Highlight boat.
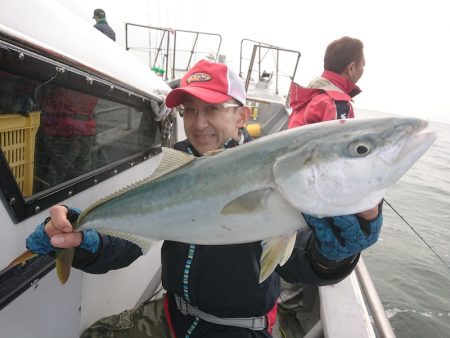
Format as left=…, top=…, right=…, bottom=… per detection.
left=0, top=1, right=172, bottom=335
left=0, top=1, right=395, bottom=337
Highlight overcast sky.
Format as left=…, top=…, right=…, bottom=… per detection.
left=57, top=0, right=450, bottom=124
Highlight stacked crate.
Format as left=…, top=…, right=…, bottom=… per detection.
left=0, top=112, right=41, bottom=196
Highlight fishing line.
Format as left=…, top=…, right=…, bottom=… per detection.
left=384, top=198, right=450, bottom=271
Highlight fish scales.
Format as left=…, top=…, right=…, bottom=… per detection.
left=77, top=116, right=436, bottom=242
left=44, top=116, right=436, bottom=283
left=77, top=145, right=301, bottom=245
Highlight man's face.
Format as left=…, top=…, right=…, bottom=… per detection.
left=181, top=96, right=248, bottom=154
left=350, top=55, right=365, bottom=84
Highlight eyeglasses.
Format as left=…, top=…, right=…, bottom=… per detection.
left=179, top=103, right=241, bottom=118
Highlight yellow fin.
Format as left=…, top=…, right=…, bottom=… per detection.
left=95, top=228, right=158, bottom=254
left=259, top=232, right=297, bottom=283
left=8, top=250, right=38, bottom=268
left=221, top=189, right=273, bottom=215
left=78, top=147, right=195, bottom=224
left=204, top=149, right=226, bottom=156
left=278, top=232, right=297, bottom=266
left=9, top=249, right=74, bottom=285
left=55, top=248, right=75, bottom=284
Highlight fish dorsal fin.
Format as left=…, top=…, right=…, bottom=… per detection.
left=204, top=149, right=226, bottom=156
left=155, top=147, right=197, bottom=176
left=259, top=232, right=297, bottom=283
left=221, top=189, right=273, bottom=215
left=78, top=147, right=195, bottom=224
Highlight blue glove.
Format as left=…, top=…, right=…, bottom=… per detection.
left=26, top=207, right=100, bottom=254
left=304, top=208, right=382, bottom=261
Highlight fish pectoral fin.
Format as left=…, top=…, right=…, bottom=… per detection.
left=55, top=248, right=75, bottom=284
left=221, top=188, right=274, bottom=215
left=259, top=232, right=297, bottom=283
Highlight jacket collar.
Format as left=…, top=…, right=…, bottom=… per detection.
left=321, top=70, right=361, bottom=98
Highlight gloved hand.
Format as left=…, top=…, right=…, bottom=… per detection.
left=303, top=204, right=383, bottom=262
left=26, top=207, right=100, bottom=254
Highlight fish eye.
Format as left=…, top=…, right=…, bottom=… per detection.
left=349, top=140, right=372, bottom=157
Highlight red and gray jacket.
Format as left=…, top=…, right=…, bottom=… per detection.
left=288, top=70, right=361, bottom=128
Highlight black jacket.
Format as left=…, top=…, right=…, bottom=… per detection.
left=73, top=135, right=363, bottom=337
left=94, top=21, right=116, bottom=41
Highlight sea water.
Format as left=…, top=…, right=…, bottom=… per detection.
left=358, top=109, right=450, bottom=338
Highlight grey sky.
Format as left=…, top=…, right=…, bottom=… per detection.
left=58, top=0, right=450, bottom=124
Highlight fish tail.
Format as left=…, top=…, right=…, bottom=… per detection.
left=55, top=248, right=75, bottom=284
left=9, top=249, right=74, bottom=284
left=8, top=249, right=38, bottom=268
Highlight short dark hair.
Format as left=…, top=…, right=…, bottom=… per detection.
left=324, top=37, right=364, bottom=74
left=93, top=8, right=106, bottom=19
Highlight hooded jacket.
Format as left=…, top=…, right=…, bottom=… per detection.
left=288, top=70, right=361, bottom=128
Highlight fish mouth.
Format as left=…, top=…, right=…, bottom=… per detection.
left=397, top=120, right=436, bottom=163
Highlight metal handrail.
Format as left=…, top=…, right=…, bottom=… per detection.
left=239, top=39, right=301, bottom=106
left=355, top=257, right=396, bottom=338
left=125, top=23, right=222, bottom=81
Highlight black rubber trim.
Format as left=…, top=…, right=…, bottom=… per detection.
left=0, top=255, right=55, bottom=311
left=0, top=146, right=162, bottom=223
left=0, top=37, right=163, bottom=107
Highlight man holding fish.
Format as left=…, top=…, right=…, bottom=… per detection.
left=26, top=60, right=384, bottom=337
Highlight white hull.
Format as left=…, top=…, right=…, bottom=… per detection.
left=0, top=1, right=170, bottom=336
left=1, top=157, right=164, bottom=337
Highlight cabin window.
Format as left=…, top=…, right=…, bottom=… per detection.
left=0, top=66, right=162, bottom=221
left=32, top=84, right=157, bottom=193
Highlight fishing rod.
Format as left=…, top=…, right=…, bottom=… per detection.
left=384, top=199, right=450, bottom=272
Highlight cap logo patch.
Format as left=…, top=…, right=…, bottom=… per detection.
left=186, top=73, right=212, bottom=84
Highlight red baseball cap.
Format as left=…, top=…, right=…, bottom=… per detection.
left=165, top=59, right=246, bottom=108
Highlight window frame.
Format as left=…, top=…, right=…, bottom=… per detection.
left=0, top=37, right=164, bottom=223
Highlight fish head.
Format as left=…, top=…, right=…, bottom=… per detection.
left=273, top=117, right=436, bottom=217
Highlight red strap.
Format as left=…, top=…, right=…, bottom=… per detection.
left=266, top=302, right=278, bottom=335
left=163, top=294, right=177, bottom=338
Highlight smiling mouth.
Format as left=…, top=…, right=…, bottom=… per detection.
left=195, top=134, right=215, bottom=143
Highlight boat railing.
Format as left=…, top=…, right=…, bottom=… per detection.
left=239, top=38, right=301, bottom=106
left=355, top=257, right=396, bottom=338
left=125, top=23, right=222, bottom=81
left=317, top=257, right=396, bottom=338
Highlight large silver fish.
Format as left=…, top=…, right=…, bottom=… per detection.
left=47, top=117, right=438, bottom=283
